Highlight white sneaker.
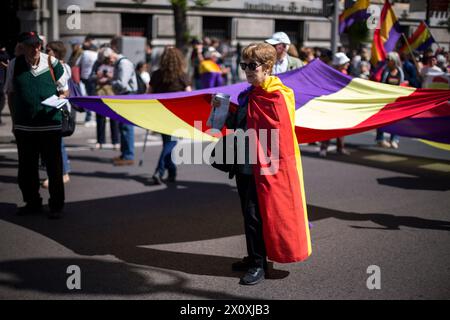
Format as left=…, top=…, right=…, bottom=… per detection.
left=390, top=141, right=399, bottom=149
left=377, top=140, right=391, bottom=148
left=63, top=174, right=70, bottom=184
left=42, top=175, right=69, bottom=189
left=84, top=120, right=97, bottom=128
left=319, top=149, right=327, bottom=157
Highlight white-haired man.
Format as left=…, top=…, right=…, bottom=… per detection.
left=102, top=47, right=138, bottom=166
left=265, top=32, right=303, bottom=74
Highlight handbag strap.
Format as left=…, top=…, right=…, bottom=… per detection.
left=48, top=55, right=56, bottom=84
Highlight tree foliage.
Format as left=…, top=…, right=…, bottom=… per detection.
left=170, top=0, right=213, bottom=51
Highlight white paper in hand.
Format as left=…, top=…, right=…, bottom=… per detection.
left=42, top=95, right=68, bottom=109
left=207, top=93, right=230, bottom=130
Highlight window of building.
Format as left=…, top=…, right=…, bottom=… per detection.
left=121, top=13, right=152, bottom=38
left=275, top=19, right=304, bottom=46
left=203, top=16, right=231, bottom=40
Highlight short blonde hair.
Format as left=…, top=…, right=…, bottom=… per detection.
left=242, top=43, right=277, bottom=74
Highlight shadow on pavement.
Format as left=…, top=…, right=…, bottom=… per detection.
left=376, top=176, right=450, bottom=191
left=308, top=205, right=450, bottom=231
left=0, top=180, right=289, bottom=297
left=300, top=145, right=450, bottom=192
left=0, top=257, right=249, bottom=298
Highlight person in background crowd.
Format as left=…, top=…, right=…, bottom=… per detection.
left=287, top=44, right=300, bottom=59
left=358, top=61, right=371, bottom=80
left=145, top=40, right=153, bottom=69
left=376, top=51, right=404, bottom=149
left=68, top=39, right=83, bottom=68
left=436, top=54, right=448, bottom=73
left=199, top=47, right=227, bottom=88
left=420, top=54, right=450, bottom=89
left=43, top=41, right=73, bottom=188
left=299, top=47, right=315, bottom=65
left=265, top=32, right=303, bottom=74
left=82, top=35, right=96, bottom=51
left=190, top=38, right=204, bottom=89
left=235, top=42, right=242, bottom=82
left=102, top=47, right=138, bottom=166
left=67, top=39, right=83, bottom=88
left=5, top=32, right=67, bottom=219
left=149, top=47, right=192, bottom=184
left=220, top=38, right=236, bottom=85
left=0, top=44, right=9, bottom=126
left=400, top=52, right=420, bottom=88
left=78, top=36, right=98, bottom=126
left=92, top=47, right=120, bottom=150
left=136, top=61, right=150, bottom=92
left=319, top=52, right=350, bottom=157
left=318, top=49, right=332, bottom=65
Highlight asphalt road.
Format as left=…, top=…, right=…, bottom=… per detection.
left=0, top=116, right=449, bottom=300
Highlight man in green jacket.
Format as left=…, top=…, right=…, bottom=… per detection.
left=5, top=32, right=68, bottom=219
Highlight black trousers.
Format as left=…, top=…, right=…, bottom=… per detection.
left=15, top=130, right=64, bottom=211
left=96, top=114, right=119, bottom=145
left=235, top=173, right=267, bottom=268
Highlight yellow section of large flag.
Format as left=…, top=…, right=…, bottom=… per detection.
left=295, top=78, right=415, bottom=129
left=102, top=98, right=217, bottom=141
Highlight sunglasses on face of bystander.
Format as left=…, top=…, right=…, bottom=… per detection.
left=239, top=62, right=263, bottom=71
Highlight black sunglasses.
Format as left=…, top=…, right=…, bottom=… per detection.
left=239, top=62, right=263, bottom=71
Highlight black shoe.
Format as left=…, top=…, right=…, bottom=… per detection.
left=239, top=267, right=265, bottom=285
left=16, top=203, right=43, bottom=216
left=167, top=175, right=176, bottom=183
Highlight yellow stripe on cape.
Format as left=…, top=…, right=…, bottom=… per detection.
left=260, top=76, right=312, bottom=257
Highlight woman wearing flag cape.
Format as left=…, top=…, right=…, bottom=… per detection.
left=213, top=43, right=312, bottom=285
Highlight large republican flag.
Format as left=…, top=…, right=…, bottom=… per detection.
left=70, top=59, right=450, bottom=145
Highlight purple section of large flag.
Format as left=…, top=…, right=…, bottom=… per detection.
left=382, top=116, right=450, bottom=144
left=71, top=97, right=135, bottom=124
left=71, top=59, right=351, bottom=111
left=339, top=10, right=371, bottom=34
left=277, top=59, right=352, bottom=107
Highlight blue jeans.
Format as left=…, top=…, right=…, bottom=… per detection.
left=61, top=139, right=71, bottom=175
left=119, top=123, right=134, bottom=160
left=155, top=134, right=177, bottom=177
left=376, top=129, right=399, bottom=143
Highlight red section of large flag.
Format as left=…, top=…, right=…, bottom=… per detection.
left=295, top=88, right=450, bottom=143
left=247, top=85, right=311, bottom=263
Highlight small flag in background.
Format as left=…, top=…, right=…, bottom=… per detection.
left=370, top=0, right=402, bottom=66
left=339, top=0, right=371, bottom=34
left=400, top=21, right=435, bottom=53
